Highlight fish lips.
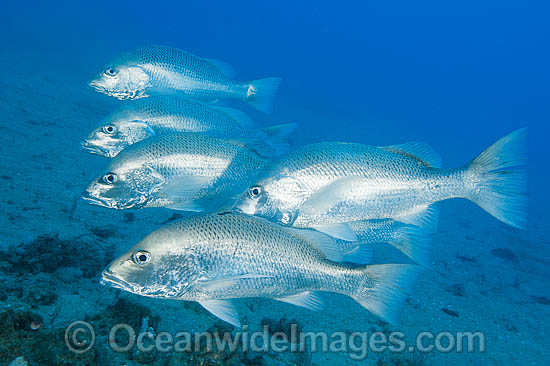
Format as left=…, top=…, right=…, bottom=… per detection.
left=81, top=190, right=148, bottom=210
left=100, top=270, right=135, bottom=292
left=81, top=192, right=117, bottom=208
left=231, top=196, right=257, bottom=215
left=89, top=79, right=107, bottom=93
left=80, top=140, right=109, bottom=156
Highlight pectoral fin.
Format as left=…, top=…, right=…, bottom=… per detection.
left=312, top=223, right=358, bottom=242
left=301, top=176, right=365, bottom=215
left=162, top=176, right=212, bottom=211
left=199, top=274, right=274, bottom=292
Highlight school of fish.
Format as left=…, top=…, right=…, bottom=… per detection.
left=83, top=45, right=527, bottom=327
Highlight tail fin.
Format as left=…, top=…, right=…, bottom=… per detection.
left=246, top=77, right=281, bottom=113
left=262, top=123, right=298, bottom=156
left=466, top=128, right=527, bottom=229
left=389, top=225, right=433, bottom=267
left=350, top=264, right=421, bottom=325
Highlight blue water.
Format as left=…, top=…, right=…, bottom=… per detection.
left=1, top=1, right=548, bottom=365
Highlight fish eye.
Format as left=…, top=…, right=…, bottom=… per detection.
left=133, top=250, right=151, bottom=265
left=102, top=125, right=116, bottom=134
left=104, top=67, right=118, bottom=77
left=102, top=172, right=118, bottom=184
left=248, top=186, right=262, bottom=198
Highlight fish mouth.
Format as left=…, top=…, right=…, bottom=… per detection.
left=81, top=192, right=116, bottom=208
left=101, top=270, right=134, bottom=292
left=89, top=80, right=106, bottom=93
left=81, top=191, right=146, bottom=210
left=231, top=206, right=246, bottom=215
left=80, top=140, right=105, bottom=155
left=88, top=82, right=136, bottom=100
left=231, top=199, right=257, bottom=216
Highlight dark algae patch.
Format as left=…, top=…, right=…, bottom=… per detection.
left=531, top=296, right=550, bottom=305
left=441, top=308, right=460, bottom=317
left=2, top=233, right=114, bottom=278
left=490, top=248, right=519, bottom=263
left=0, top=308, right=97, bottom=365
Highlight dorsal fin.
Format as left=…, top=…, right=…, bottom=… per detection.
left=225, top=137, right=277, bottom=158
left=212, top=106, right=255, bottom=129
left=283, top=227, right=345, bottom=262
left=381, top=142, right=442, bottom=168
left=203, top=58, right=236, bottom=79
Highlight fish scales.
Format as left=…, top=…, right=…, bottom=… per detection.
left=101, top=213, right=421, bottom=326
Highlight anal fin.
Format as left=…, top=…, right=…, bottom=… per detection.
left=342, top=244, right=373, bottom=264
left=394, top=204, right=439, bottom=233
left=275, top=291, right=323, bottom=312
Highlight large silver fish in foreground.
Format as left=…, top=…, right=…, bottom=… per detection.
left=82, top=96, right=296, bottom=158
left=100, top=213, right=421, bottom=327
left=89, top=45, right=281, bottom=113
left=82, top=133, right=268, bottom=212
left=234, top=129, right=527, bottom=240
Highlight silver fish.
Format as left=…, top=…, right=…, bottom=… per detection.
left=234, top=129, right=527, bottom=240
left=335, top=220, right=432, bottom=267
left=81, top=95, right=296, bottom=158
left=89, top=45, right=281, bottom=113
left=100, top=213, right=421, bottom=326
left=83, top=133, right=268, bottom=211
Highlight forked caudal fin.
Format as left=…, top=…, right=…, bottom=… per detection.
left=246, top=77, right=281, bottom=113
left=350, top=264, right=422, bottom=325
left=465, top=128, right=528, bottom=229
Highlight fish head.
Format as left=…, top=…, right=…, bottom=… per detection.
left=83, top=165, right=165, bottom=209
left=82, top=119, right=155, bottom=158
left=232, top=174, right=301, bottom=226
left=89, top=64, right=150, bottom=100
left=100, top=223, right=202, bottom=299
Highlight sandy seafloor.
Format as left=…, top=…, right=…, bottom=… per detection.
left=0, top=51, right=548, bottom=366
